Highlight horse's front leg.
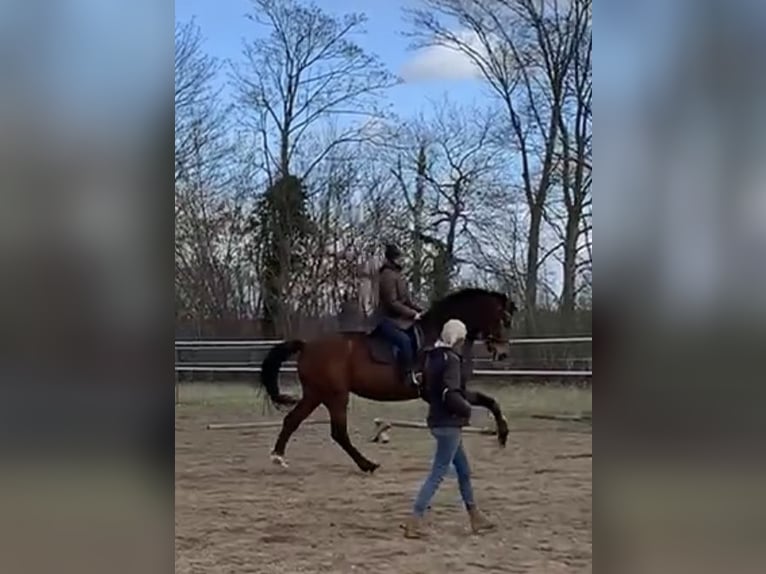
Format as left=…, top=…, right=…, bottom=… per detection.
left=464, top=389, right=509, bottom=447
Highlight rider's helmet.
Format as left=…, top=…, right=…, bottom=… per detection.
left=384, top=243, right=402, bottom=262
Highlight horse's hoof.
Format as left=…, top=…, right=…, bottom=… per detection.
left=362, top=462, right=380, bottom=474
left=270, top=453, right=289, bottom=468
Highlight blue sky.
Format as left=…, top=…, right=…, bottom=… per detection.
left=175, top=0, right=487, bottom=118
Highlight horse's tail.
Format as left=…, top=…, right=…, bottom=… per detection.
left=259, top=340, right=304, bottom=407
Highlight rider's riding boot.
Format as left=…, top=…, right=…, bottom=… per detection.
left=402, top=367, right=419, bottom=388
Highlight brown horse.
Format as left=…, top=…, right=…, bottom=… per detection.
left=258, top=288, right=517, bottom=473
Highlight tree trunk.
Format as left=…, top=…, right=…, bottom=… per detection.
left=561, top=213, right=579, bottom=330
left=525, top=204, right=543, bottom=335
left=411, top=145, right=427, bottom=298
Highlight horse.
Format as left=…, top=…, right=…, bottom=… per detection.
left=258, top=288, right=517, bottom=473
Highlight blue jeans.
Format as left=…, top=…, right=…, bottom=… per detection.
left=413, top=427, right=475, bottom=516
left=377, top=318, right=413, bottom=368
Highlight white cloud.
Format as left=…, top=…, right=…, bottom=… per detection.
left=400, top=44, right=480, bottom=81
left=400, top=29, right=490, bottom=82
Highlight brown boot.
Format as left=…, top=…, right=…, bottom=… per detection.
left=402, top=514, right=426, bottom=539
left=468, top=507, right=496, bottom=534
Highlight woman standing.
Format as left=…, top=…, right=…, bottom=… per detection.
left=403, top=319, right=496, bottom=538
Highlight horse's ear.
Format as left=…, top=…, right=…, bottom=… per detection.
left=507, top=298, right=518, bottom=314
left=501, top=294, right=513, bottom=309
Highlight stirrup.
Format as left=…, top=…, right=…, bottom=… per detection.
left=406, top=371, right=421, bottom=388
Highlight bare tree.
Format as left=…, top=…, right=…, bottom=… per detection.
left=466, top=187, right=528, bottom=297
left=390, top=99, right=502, bottom=301
left=407, top=0, right=584, bottom=332
left=233, top=0, right=399, bottom=182
left=173, top=4, right=593, bottom=338
left=232, top=0, right=398, bottom=335
left=557, top=0, right=592, bottom=325
left=175, top=20, right=227, bottom=186
left=175, top=19, right=241, bottom=325
left=517, top=0, right=592, bottom=326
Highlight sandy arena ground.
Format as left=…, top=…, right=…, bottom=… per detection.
left=175, top=383, right=592, bottom=574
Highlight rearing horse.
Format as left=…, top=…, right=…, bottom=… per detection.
left=258, top=288, right=517, bottom=473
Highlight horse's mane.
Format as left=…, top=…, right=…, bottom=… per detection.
left=427, top=288, right=509, bottom=316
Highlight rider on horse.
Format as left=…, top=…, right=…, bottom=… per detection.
left=376, top=243, right=423, bottom=388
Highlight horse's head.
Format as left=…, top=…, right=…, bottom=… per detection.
left=427, top=289, right=517, bottom=361
left=480, top=294, right=517, bottom=361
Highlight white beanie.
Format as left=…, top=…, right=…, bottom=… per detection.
left=437, top=319, right=468, bottom=348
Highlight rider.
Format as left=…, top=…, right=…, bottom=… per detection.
left=377, top=243, right=423, bottom=387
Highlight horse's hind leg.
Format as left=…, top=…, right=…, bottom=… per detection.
left=270, top=391, right=321, bottom=467
left=324, top=393, right=379, bottom=474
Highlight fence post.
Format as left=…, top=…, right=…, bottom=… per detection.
left=175, top=346, right=180, bottom=405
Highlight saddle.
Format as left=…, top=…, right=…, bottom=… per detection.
left=366, top=323, right=425, bottom=366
